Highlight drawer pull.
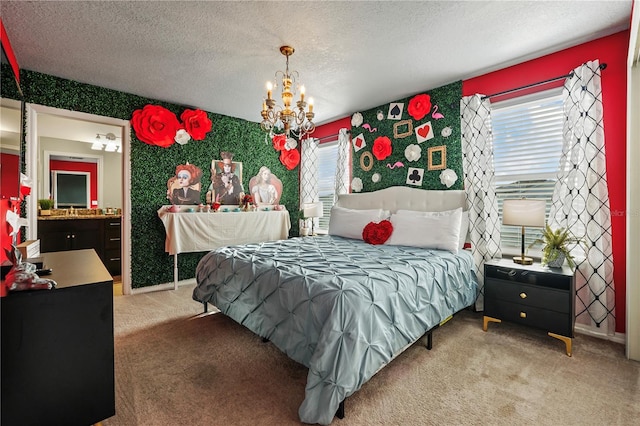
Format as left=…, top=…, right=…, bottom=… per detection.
left=109, top=237, right=121, bottom=242
left=110, top=257, right=121, bottom=262
left=520, top=292, right=527, bottom=299
left=520, top=312, right=527, bottom=318
left=497, top=269, right=517, bottom=277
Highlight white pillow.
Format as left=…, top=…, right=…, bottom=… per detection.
left=395, top=208, right=469, bottom=249
left=388, top=208, right=462, bottom=253
left=328, top=206, right=388, bottom=240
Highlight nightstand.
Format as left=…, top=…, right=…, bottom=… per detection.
left=482, top=258, right=576, bottom=356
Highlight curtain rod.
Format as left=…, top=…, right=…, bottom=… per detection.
left=313, top=129, right=350, bottom=142
left=481, top=63, right=607, bottom=100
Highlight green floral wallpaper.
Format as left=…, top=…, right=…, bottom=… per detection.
left=8, top=68, right=299, bottom=288
left=351, top=81, right=462, bottom=192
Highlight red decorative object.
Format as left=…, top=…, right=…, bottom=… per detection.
left=372, top=136, right=392, bottom=161
left=407, top=93, right=432, bottom=121
left=280, top=148, right=300, bottom=170
left=180, top=109, right=212, bottom=140
left=362, top=220, right=393, bottom=245
left=131, top=105, right=181, bottom=148
left=272, top=134, right=287, bottom=151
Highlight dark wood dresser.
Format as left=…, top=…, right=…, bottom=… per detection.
left=1, top=249, right=115, bottom=426
left=482, top=258, right=576, bottom=356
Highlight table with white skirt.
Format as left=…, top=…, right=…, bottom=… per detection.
left=158, top=205, right=291, bottom=288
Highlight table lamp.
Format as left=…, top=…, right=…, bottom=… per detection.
left=303, top=202, right=323, bottom=236
left=502, top=198, right=546, bottom=265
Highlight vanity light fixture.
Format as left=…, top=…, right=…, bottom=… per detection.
left=94, top=132, right=120, bottom=152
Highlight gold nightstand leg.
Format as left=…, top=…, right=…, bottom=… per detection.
left=548, top=332, right=572, bottom=357
left=483, top=316, right=501, bottom=331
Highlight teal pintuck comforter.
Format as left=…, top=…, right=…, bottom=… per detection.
left=194, top=235, right=477, bottom=425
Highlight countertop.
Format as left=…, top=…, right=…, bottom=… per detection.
left=38, top=214, right=122, bottom=221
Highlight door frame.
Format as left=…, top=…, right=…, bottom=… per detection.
left=25, top=104, right=132, bottom=294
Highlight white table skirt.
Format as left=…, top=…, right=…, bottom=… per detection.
left=158, top=206, right=291, bottom=255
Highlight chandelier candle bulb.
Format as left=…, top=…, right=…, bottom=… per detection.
left=308, top=98, right=314, bottom=113
left=266, top=82, right=273, bottom=100
left=300, top=85, right=305, bottom=102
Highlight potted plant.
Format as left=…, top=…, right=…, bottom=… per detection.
left=38, top=199, right=54, bottom=216
left=528, top=224, right=587, bottom=268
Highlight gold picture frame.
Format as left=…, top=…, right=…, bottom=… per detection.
left=427, top=146, right=447, bottom=171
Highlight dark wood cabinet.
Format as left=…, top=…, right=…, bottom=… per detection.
left=1, top=249, right=115, bottom=426
left=482, top=258, right=576, bottom=356
left=38, top=217, right=121, bottom=276
left=103, top=217, right=122, bottom=276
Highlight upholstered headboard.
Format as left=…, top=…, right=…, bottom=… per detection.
left=335, top=186, right=467, bottom=213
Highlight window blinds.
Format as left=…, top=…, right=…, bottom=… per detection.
left=491, top=88, right=563, bottom=250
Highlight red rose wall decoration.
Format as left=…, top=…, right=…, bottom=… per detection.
left=362, top=220, right=393, bottom=245
left=407, top=93, right=432, bottom=121
left=131, top=105, right=212, bottom=148
left=180, top=109, right=212, bottom=140
left=272, top=134, right=287, bottom=151
left=372, top=136, right=393, bottom=161
left=131, top=105, right=182, bottom=148
left=279, top=146, right=300, bottom=170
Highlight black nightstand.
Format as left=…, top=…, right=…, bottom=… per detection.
left=482, top=258, right=576, bottom=356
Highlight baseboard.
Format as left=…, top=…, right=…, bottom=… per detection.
left=130, top=278, right=196, bottom=295
left=575, top=324, right=625, bottom=344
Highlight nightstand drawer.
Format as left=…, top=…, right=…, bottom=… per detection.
left=485, top=279, right=570, bottom=313
left=485, top=265, right=571, bottom=291
left=485, top=298, right=573, bottom=337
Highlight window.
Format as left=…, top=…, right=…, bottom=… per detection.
left=491, top=88, right=564, bottom=255
left=317, top=140, right=338, bottom=232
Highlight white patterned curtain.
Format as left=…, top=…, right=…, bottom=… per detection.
left=549, top=60, right=615, bottom=335
left=334, top=128, right=351, bottom=198
left=300, top=137, right=319, bottom=227
left=460, top=94, right=502, bottom=310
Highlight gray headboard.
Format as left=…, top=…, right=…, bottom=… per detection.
left=335, top=186, right=467, bottom=213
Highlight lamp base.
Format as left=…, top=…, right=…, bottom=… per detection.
left=513, top=256, right=533, bottom=265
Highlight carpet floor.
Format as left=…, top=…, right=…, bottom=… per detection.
left=104, top=284, right=640, bottom=425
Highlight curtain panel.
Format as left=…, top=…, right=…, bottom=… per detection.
left=334, top=128, right=351, bottom=198
left=460, top=94, right=502, bottom=310
left=550, top=60, right=615, bottom=335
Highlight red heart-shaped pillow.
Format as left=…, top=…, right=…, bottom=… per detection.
left=362, top=220, right=393, bottom=245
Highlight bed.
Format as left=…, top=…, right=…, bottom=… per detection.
left=193, top=187, right=478, bottom=425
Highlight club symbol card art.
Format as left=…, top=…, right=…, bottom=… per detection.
left=406, top=167, right=424, bottom=186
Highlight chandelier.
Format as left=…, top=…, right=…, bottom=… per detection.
left=260, top=46, right=315, bottom=139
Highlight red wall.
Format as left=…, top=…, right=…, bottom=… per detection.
left=313, top=117, right=351, bottom=141
left=1, top=152, right=20, bottom=199
left=49, top=160, right=98, bottom=208
left=463, top=31, right=629, bottom=333
left=1, top=153, right=20, bottom=263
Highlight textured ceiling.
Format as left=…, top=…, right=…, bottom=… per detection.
left=0, top=0, right=633, bottom=129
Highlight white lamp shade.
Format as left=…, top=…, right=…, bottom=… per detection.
left=502, top=199, right=546, bottom=227
left=303, top=202, right=324, bottom=219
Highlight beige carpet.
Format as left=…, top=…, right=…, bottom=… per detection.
left=105, top=285, right=640, bottom=426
